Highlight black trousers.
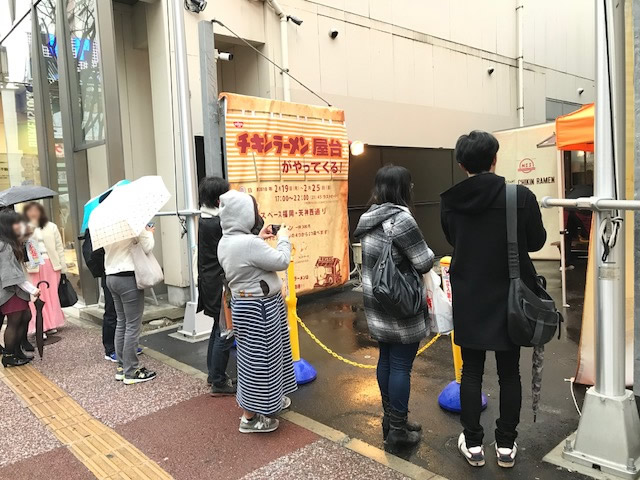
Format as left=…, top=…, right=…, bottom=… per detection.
left=101, top=276, right=118, bottom=356
left=460, top=348, right=521, bottom=448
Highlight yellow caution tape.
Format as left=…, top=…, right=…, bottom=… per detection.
left=296, top=316, right=441, bottom=370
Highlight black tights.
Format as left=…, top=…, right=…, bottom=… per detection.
left=3, top=310, right=30, bottom=355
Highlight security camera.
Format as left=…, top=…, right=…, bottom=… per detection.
left=577, top=87, right=585, bottom=95
left=288, top=15, right=303, bottom=26
left=487, top=67, right=495, bottom=75
left=216, top=51, right=234, bottom=62
left=328, top=28, right=339, bottom=39
left=184, top=0, right=207, bottom=13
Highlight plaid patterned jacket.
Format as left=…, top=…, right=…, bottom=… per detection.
left=354, top=204, right=435, bottom=344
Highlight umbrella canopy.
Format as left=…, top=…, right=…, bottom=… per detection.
left=531, top=346, right=545, bottom=422
left=80, top=180, right=131, bottom=234
left=88, top=176, right=170, bottom=250
left=555, top=103, right=594, bottom=152
left=0, top=185, right=58, bottom=207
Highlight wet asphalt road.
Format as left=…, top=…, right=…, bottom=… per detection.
left=142, top=260, right=591, bottom=480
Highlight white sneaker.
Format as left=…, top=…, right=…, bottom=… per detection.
left=239, top=414, right=279, bottom=433
left=458, top=433, right=485, bottom=467
left=496, top=442, right=517, bottom=468
left=281, top=396, right=291, bottom=410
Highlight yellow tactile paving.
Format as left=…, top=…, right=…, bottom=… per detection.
left=0, top=364, right=173, bottom=480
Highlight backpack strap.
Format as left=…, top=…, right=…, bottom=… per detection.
left=506, top=184, right=520, bottom=280
left=381, top=218, right=395, bottom=242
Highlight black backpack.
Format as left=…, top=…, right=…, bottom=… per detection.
left=372, top=219, right=424, bottom=318
left=82, top=228, right=106, bottom=278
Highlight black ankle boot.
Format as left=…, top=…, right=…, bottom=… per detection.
left=15, top=348, right=33, bottom=362
left=1, top=354, right=29, bottom=368
left=21, top=339, right=35, bottom=352
left=382, top=396, right=422, bottom=440
left=384, top=409, right=421, bottom=453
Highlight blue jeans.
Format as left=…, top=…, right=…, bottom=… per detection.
left=377, top=341, right=420, bottom=413
left=207, top=313, right=234, bottom=386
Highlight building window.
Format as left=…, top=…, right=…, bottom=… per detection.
left=546, top=98, right=583, bottom=122
left=66, top=0, right=105, bottom=145
left=0, top=12, right=41, bottom=189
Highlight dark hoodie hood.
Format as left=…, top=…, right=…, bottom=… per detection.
left=441, top=172, right=505, bottom=214
left=353, top=203, right=409, bottom=239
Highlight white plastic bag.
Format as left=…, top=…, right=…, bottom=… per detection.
left=131, top=241, right=164, bottom=290
left=424, top=270, right=453, bottom=334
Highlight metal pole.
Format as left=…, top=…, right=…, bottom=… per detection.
left=593, top=0, right=625, bottom=397
left=171, top=0, right=201, bottom=338
left=267, top=0, right=291, bottom=102
left=280, top=15, right=291, bottom=102
left=634, top=0, right=640, bottom=400
left=557, top=150, right=568, bottom=307
left=516, top=0, right=524, bottom=126
left=556, top=1, right=640, bottom=477
left=198, top=20, right=223, bottom=178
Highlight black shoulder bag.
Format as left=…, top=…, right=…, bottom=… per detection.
left=506, top=184, right=562, bottom=346
left=372, top=220, right=424, bottom=319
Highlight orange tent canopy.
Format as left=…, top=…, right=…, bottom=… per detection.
left=555, top=103, right=594, bottom=152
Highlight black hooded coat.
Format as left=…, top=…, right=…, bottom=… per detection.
left=440, top=173, right=547, bottom=351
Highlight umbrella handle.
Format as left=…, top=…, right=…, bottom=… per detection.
left=37, top=280, right=50, bottom=289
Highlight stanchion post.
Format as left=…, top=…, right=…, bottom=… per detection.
left=286, top=257, right=301, bottom=363
left=437, top=256, right=488, bottom=413
left=285, top=246, right=317, bottom=384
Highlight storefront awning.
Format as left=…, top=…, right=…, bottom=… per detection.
left=555, top=103, right=594, bottom=152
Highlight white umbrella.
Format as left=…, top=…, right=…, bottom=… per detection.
left=88, top=176, right=170, bottom=250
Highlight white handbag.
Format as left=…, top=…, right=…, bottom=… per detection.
left=424, top=270, right=453, bottom=334
left=131, top=241, right=164, bottom=290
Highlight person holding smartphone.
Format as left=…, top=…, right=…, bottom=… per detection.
left=218, top=190, right=296, bottom=433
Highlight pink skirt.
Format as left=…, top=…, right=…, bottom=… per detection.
left=28, top=259, right=65, bottom=334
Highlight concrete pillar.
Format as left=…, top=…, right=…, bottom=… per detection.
left=145, top=0, right=190, bottom=306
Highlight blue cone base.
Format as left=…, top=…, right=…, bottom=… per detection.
left=294, top=358, right=317, bottom=385
left=438, top=380, right=488, bottom=413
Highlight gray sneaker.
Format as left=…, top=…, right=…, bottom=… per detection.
left=239, top=414, right=279, bottom=434
left=496, top=442, right=517, bottom=468
left=458, top=433, right=485, bottom=467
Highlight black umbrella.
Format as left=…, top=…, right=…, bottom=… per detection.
left=532, top=346, right=544, bottom=422
left=34, top=280, right=50, bottom=359
left=0, top=185, right=57, bottom=207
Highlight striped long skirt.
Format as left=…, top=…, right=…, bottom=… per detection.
left=232, top=294, right=297, bottom=415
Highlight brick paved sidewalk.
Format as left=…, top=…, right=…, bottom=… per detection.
left=0, top=320, right=432, bottom=480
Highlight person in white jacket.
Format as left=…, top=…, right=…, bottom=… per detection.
left=24, top=202, right=67, bottom=335
left=105, top=225, right=156, bottom=385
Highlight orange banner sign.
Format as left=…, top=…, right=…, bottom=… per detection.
left=221, top=93, right=350, bottom=294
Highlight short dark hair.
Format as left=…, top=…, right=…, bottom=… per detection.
left=24, top=202, right=49, bottom=229
left=372, top=165, right=413, bottom=208
left=198, top=176, right=229, bottom=208
left=455, top=130, right=499, bottom=174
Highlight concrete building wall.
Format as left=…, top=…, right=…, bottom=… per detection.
left=179, top=0, right=595, bottom=149
left=126, top=0, right=596, bottom=302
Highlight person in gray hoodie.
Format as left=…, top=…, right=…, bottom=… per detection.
left=354, top=165, right=434, bottom=452
left=218, top=190, right=297, bottom=434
